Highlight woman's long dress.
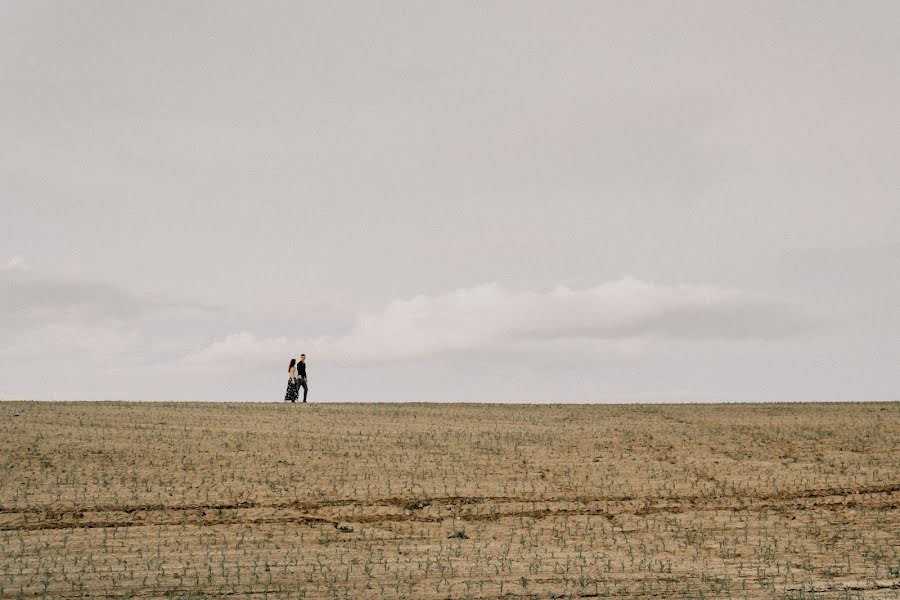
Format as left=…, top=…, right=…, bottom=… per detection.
left=285, top=373, right=299, bottom=402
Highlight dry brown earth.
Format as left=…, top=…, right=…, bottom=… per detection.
left=0, top=401, right=898, bottom=599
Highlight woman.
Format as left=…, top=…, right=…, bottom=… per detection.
left=284, top=358, right=299, bottom=402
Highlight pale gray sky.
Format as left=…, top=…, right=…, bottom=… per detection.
left=2, top=1, right=898, bottom=402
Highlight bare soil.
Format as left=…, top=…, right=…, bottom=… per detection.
left=1, top=401, right=898, bottom=599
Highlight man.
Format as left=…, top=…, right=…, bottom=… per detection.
left=297, top=353, right=309, bottom=403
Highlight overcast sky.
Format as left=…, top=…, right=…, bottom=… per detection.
left=2, top=1, right=898, bottom=403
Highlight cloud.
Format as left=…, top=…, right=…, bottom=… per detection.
left=2, top=268, right=147, bottom=324
left=184, top=332, right=296, bottom=367
left=4, top=255, right=28, bottom=270
left=186, top=276, right=824, bottom=366
left=0, top=258, right=217, bottom=360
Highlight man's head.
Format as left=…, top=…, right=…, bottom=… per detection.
left=300, top=353, right=306, bottom=362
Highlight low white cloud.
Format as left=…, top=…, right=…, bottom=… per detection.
left=184, top=332, right=296, bottom=366
left=186, top=276, right=824, bottom=366
left=4, top=255, right=28, bottom=271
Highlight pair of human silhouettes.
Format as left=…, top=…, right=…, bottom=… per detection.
left=285, top=353, right=308, bottom=403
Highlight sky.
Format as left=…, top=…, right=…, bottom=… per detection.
left=1, top=1, right=898, bottom=403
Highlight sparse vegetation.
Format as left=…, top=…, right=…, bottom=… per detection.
left=0, top=401, right=897, bottom=598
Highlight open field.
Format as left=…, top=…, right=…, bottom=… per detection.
left=0, top=401, right=898, bottom=599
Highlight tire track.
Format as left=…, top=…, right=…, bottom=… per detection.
left=3, top=481, right=896, bottom=518
left=2, top=483, right=896, bottom=532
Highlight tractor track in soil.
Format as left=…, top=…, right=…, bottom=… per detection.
left=3, top=483, right=897, bottom=532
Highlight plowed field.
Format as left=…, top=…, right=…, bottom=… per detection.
left=1, top=402, right=898, bottom=599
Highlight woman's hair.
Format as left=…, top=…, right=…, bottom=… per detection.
left=288, top=358, right=296, bottom=371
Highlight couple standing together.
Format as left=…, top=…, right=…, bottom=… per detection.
left=285, top=354, right=309, bottom=403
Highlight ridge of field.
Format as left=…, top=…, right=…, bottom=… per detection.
left=1, top=401, right=898, bottom=599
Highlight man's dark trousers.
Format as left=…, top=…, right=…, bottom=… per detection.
left=299, top=377, right=308, bottom=403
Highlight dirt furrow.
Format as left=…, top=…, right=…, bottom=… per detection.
left=3, top=487, right=896, bottom=532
